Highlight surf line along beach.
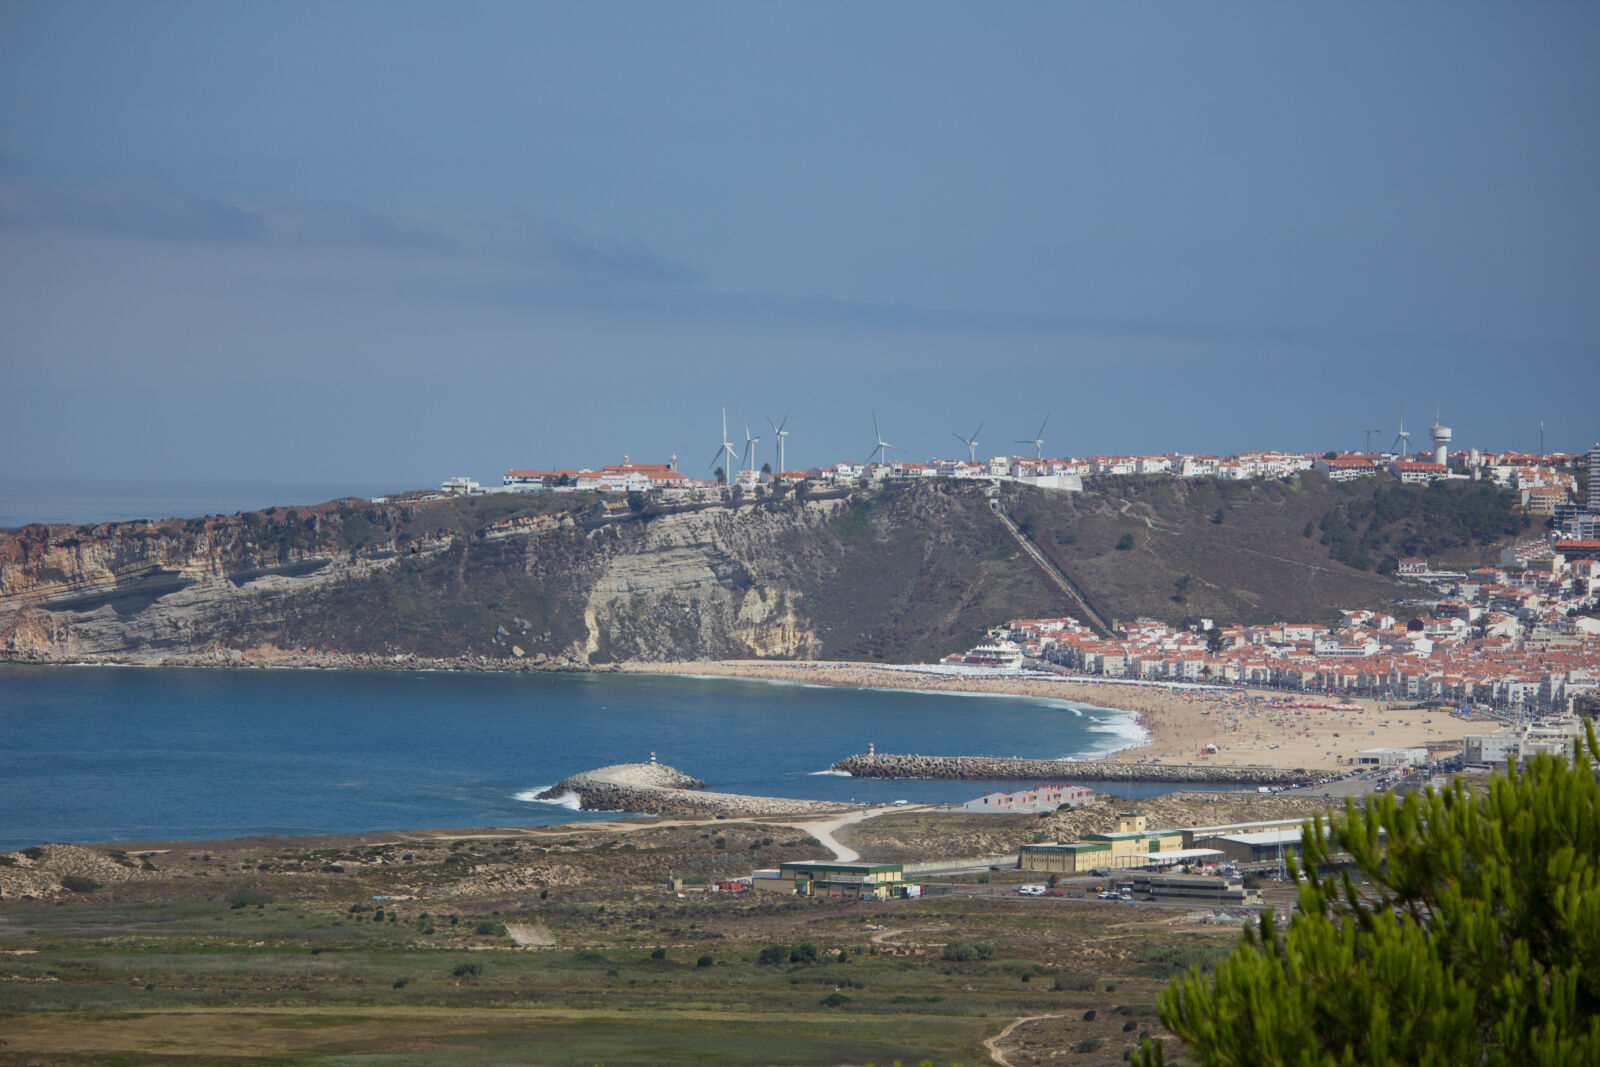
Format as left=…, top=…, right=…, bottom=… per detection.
left=622, top=659, right=1479, bottom=772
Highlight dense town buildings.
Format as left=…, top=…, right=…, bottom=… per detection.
left=973, top=537, right=1600, bottom=716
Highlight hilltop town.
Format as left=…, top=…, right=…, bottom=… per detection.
left=426, top=426, right=1598, bottom=545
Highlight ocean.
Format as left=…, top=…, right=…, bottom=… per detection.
left=0, top=665, right=1201, bottom=850
left=0, top=476, right=393, bottom=530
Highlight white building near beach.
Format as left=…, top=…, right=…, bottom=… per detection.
left=960, top=785, right=1094, bottom=814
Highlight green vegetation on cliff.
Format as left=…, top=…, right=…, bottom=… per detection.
left=1315, top=479, right=1530, bottom=572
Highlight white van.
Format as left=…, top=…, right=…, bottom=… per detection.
left=1017, top=884, right=1047, bottom=896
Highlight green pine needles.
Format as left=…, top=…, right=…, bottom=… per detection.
left=1137, top=723, right=1600, bottom=1066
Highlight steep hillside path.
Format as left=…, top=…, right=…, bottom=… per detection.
left=988, top=501, right=1114, bottom=635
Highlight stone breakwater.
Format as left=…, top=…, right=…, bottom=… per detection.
left=831, top=753, right=1310, bottom=786
left=537, top=762, right=852, bottom=818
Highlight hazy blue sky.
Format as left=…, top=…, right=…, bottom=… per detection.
left=3, top=2, right=1597, bottom=499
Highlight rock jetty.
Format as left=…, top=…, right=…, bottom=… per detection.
left=537, top=762, right=852, bottom=818
left=830, top=753, right=1309, bottom=786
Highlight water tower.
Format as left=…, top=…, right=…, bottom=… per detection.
left=1429, top=419, right=1451, bottom=466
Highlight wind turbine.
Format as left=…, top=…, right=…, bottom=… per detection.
left=742, top=421, right=761, bottom=476
left=1390, top=410, right=1411, bottom=458
left=708, top=408, right=738, bottom=485
left=1015, top=415, right=1050, bottom=459
left=767, top=413, right=790, bottom=474
left=867, top=412, right=904, bottom=465
left=952, top=421, right=984, bottom=464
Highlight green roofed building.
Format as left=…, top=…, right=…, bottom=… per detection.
left=1019, top=840, right=1112, bottom=873
left=779, top=861, right=908, bottom=900
left=1021, top=812, right=1187, bottom=872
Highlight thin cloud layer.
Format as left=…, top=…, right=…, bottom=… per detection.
left=0, top=183, right=702, bottom=289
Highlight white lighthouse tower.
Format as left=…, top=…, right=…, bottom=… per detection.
left=1429, top=417, right=1452, bottom=467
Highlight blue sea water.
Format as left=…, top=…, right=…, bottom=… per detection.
left=0, top=665, right=1211, bottom=850
left=0, top=476, right=393, bottom=529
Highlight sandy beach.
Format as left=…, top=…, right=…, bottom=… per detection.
left=621, top=660, right=1482, bottom=771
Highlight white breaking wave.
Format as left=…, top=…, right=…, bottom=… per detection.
left=808, top=769, right=853, bottom=776
left=1080, top=713, right=1151, bottom=757
left=514, top=786, right=582, bottom=810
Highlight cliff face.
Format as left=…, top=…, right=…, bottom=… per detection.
left=0, top=486, right=1074, bottom=666
left=0, top=501, right=462, bottom=660
left=0, top=475, right=1440, bottom=668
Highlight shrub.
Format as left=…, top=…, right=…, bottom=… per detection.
left=789, top=943, right=818, bottom=964
left=757, top=944, right=789, bottom=966
left=473, top=921, right=506, bottom=937
left=451, top=962, right=482, bottom=979
left=60, top=875, right=101, bottom=893
left=1054, top=973, right=1096, bottom=992
left=22, top=847, right=45, bottom=860
left=650, top=947, right=667, bottom=960
left=1075, top=1037, right=1104, bottom=1053
left=1115, top=533, right=1135, bottom=551
left=228, top=888, right=274, bottom=909
left=942, top=940, right=996, bottom=962
left=820, top=992, right=851, bottom=1008
left=1083, top=1009, right=1097, bottom=1021
left=697, top=955, right=714, bottom=967
left=1135, top=942, right=1232, bottom=977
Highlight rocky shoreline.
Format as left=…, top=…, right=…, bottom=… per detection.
left=537, top=762, right=853, bottom=818
left=831, top=752, right=1310, bottom=785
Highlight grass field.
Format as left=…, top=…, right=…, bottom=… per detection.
left=0, top=818, right=1267, bottom=1065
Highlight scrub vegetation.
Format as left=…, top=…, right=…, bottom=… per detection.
left=0, top=813, right=1285, bottom=1065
